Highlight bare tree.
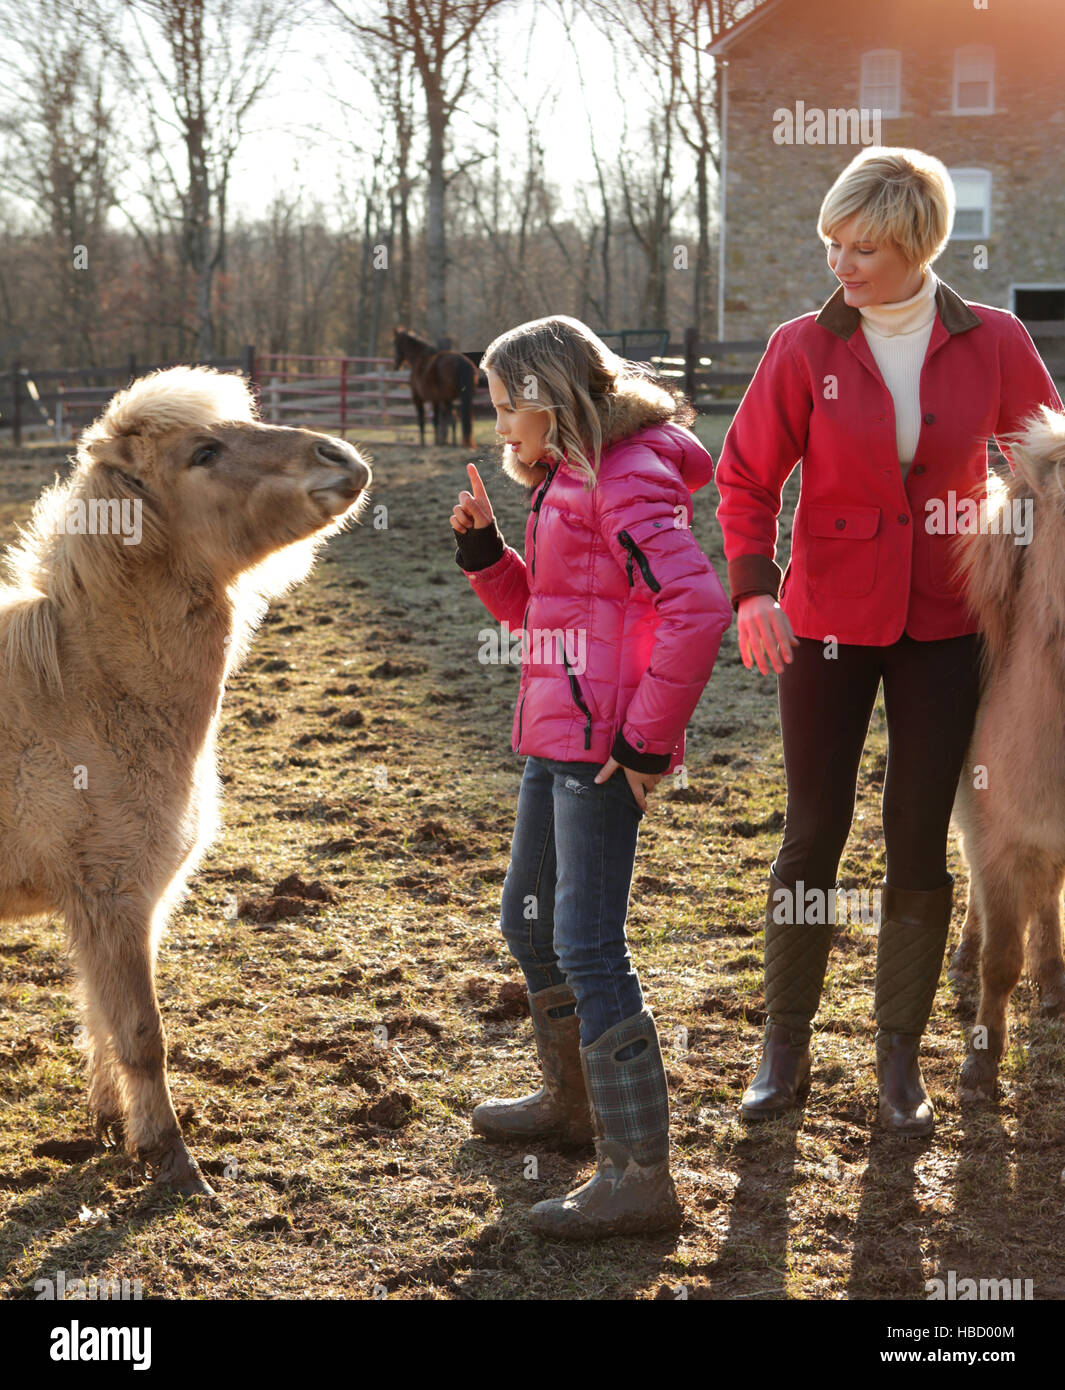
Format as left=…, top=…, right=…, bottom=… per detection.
left=327, top=0, right=511, bottom=343
left=583, top=0, right=758, bottom=336
left=0, top=0, right=124, bottom=362
left=108, top=0, right=302, bottom=357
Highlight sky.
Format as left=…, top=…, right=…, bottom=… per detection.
left=217, top=1, right=676, bottom=227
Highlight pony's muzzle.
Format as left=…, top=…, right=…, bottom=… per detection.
left=311, top=439, right=372, bottom=499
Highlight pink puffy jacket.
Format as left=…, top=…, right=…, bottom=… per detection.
left=459, top=393, right=733, bottom=774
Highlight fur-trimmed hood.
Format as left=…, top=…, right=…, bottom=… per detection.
left=501, top=375, right=700, bottom=488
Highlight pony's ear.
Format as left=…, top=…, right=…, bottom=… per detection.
left=83, top=432, right=155, bottom=498
left=85, top=433, right=135, bottom=469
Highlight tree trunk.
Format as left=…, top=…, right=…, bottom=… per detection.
left=425, top=77, right=447, bottom=342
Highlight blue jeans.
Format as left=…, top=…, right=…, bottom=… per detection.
left=499, top=756, right=646, bottom=1047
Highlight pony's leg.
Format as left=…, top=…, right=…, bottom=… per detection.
left=1028, top=877, right=1065, bottom=1017
left=70, top=900, right=213, bottom=1196
left=947, top=874, right=982, bottom=988
left=959, top=852, right=1039, bottom=1099
left=85, top=1021, right=124, bottom=1147
left=414, top=397, right=425, bottom=446
left=460, top=366, right=474, bottom=447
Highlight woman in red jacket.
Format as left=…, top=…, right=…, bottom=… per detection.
left=451, top=315, right=731, bottom=1237
left=715, top=147, right=1062, bottom=1134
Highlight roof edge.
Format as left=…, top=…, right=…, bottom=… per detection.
left=707, top=0, right=789, bottom=56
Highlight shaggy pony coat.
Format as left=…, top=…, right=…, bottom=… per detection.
left=0, top=366, right=369, bottom=1193
left=950, top=405, right=1065, bottom=1095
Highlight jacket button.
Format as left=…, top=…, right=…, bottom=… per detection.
left=898, top=514, right=909, bottom=525
left=636, top=739, right=645, bottom=748
left=835, top=518, right=846, bottom=530
left=923, top=412, right=935, bottom=425
left=912, top=464, right=925, bottom=476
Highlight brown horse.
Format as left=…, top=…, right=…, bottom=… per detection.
left=948, top=405, right=1065, bottom=1099
left=393, top=327, right=479, bottom=448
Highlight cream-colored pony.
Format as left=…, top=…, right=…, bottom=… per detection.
left=0, top=367, right=370, bottom=1194
left=950, top=406, right=1065, bottom=1097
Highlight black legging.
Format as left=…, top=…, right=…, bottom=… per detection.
left=774, top=633, right=983, bottom=893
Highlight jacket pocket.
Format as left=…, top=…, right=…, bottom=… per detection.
left=803, top=503, right=881, bottom=599
left=617, top=527, right=663, bottom=592
left=562, top=653, right=593, bottom=750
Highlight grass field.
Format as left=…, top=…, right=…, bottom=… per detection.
left=1, top=420, right=1063, bottom=1302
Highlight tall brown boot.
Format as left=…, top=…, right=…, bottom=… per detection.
left=472, top=983, right=595, bottom=1150
left=874, top=877, right=953, bottom=1136
left=741, top=867, right=835, bottom=1122
left=527, top=1007, right=681, bottom=1240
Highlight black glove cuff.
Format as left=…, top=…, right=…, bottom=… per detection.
left=454, top=517, right=506, bottom=572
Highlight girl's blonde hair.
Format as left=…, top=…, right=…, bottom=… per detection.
left=481, top=314, right=687, bottom=488
left=817, top=146, right=955, bottom=268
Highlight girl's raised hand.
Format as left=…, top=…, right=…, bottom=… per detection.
left=450, top=462, right=495, bottom=533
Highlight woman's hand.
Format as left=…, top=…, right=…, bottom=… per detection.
left=737, top=594, right=798, bottom=675
left=594, top=757, right=663, bottom=812
left=450, top=462, right=494, bottom=533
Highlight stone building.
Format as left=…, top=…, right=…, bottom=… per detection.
left=708, top=0, right=1065, bottom=339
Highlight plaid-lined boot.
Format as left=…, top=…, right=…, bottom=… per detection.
left=526, top=1007, right=682, bottom=1241
left=740, top=866, right=836, bottom=1122
left=874, top=877, right=954, bottom=1136
left=472, top=983, right=595, bottom=1151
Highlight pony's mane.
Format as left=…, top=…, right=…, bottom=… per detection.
left=80, top=365, right=257, bottom=449
left=395, top=327, right=434, bottom=352
left=956, top=406, right=1065, bottom=671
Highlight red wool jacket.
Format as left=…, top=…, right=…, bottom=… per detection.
left=714, top=279, right=1063, bottom=644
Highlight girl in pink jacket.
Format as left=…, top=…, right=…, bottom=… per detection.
left=450, top=315, right=732, bottom=1240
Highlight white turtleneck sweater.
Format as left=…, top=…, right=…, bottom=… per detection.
left=857, top=269, right=939, bottom=476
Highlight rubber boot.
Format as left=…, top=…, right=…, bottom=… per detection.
left=527, top=1007, right=682, bottom=1240
left=874, top=877, right=954, bottom=1137
left=740, top=866, right=835, bottom=1122
left=472, top=982, right=595, bottom=1150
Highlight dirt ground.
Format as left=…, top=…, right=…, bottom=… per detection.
left=0, top=421, right=1063, bottom=1302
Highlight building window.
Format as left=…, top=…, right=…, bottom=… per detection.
left=1011, top=286, right=1065, bottom=324
left=953, top=46, right=995, bottom=114
left=859, top=50, right=901, bottom=118
left=949, top=168, right=991, bottom=239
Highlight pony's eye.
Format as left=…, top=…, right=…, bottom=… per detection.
left=190, top=442, right=221, bottom=468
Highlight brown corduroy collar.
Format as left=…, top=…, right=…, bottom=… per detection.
left=815, top=277, right=983, bottom=340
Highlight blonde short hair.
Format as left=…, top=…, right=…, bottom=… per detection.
left=817, top=147, right=955, bottom=268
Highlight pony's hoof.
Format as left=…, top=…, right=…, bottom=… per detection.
left=959, top=1054, right=997, bottom=1102
left=152, top=1144, right=216, bottom=1198
left=159, top=1164, right=217, bottom=1199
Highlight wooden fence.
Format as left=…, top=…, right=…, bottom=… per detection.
left=4, top=322, right=1064, bottom=444
left=657, top=321, right=1065, bottom=415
